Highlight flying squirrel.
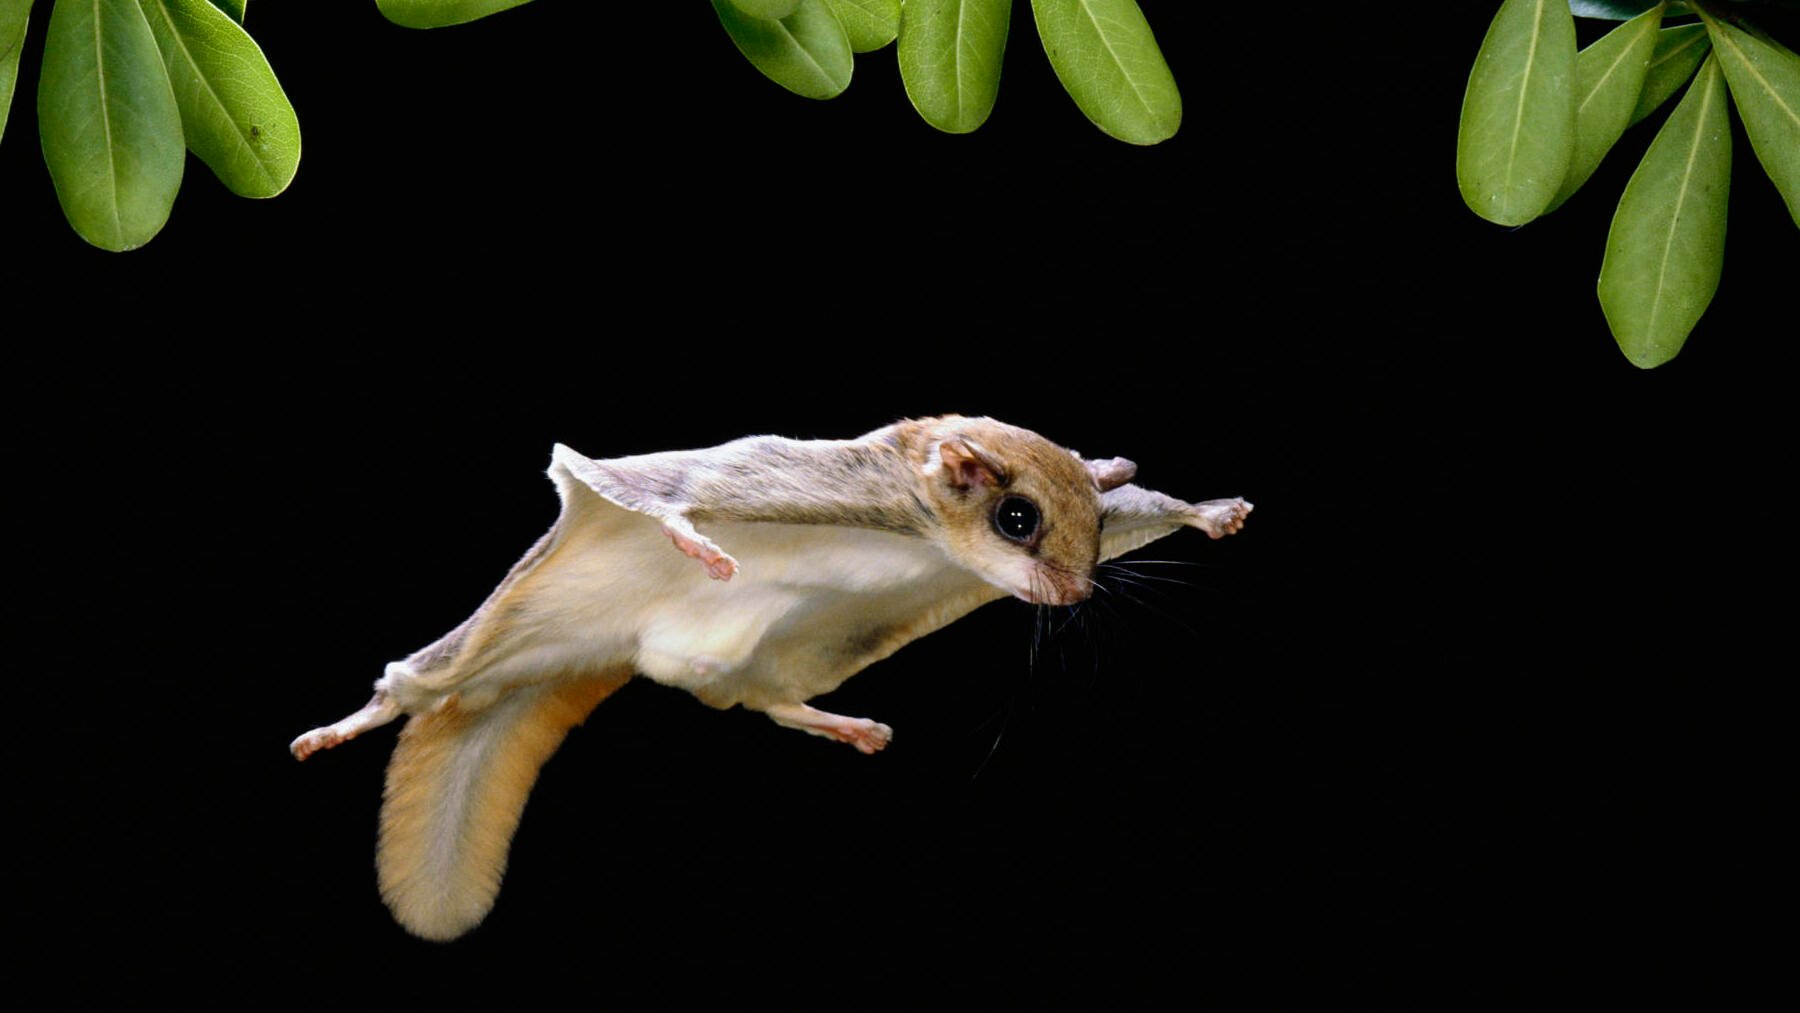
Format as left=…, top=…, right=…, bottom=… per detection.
left=291, top=415, right=1252, bottom=941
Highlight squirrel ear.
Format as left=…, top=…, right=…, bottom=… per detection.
left=1087, top=457, right=1137, bottom=492
left=937, top=437, right=1005, bottom=490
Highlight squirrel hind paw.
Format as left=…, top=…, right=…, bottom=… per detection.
left=291, top=692, right=402, bottom=761
left=290, top=726, right=344, bottom=761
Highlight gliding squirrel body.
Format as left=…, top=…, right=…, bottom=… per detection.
left=291, top=415, right=1252, bottom=941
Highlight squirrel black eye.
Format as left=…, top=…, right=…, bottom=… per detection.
left=993, top=496, right=1040, bottom=543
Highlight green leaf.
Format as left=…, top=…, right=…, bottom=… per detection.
left=206, top=0, right=240, bottom=23
left=713, top=0, right=852, bottom=100
left=1568, top=1, right=1696, bottom=18
left=1547, top=2, right=1660, bottom=210
left=1457, top=0, right=1578, bottom=225
left=1028, top=0, right=1180, bottom=145
left=730, top=0, right=800, bottom=17
left=139, top=0, right=297, bottom=198
left=1569, top=1, right=1659, bottom=18
left=898, top=0, right=1010, bottom=134
left=1700, top=12, right=1800, bottom=227
left=376, top=0, right=534, bottom=29
left=1598, top=54, right=1729, bottom=368
left=824, top=0, right=897, bottom=53
left=1, top=1, right=31, bottom=146
left=1629, top=23, right=1709, bottom=125
left=39, top=0, right=185, bottom=251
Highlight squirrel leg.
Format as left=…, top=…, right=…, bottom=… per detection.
left=764, top=702, right=893, bottom=755
left=291, top=691, right=401, bottom=760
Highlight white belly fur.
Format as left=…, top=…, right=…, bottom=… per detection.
left=504, top=515, right=980, bottom=710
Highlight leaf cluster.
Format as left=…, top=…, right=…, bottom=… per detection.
left=388, top=0, right=1184, bottom=146
left=711, top=0, right=1182, bottom=144
left=1456, top=0, right=1800, bottom=367
left=2, top=0, right=1188, bottom=251
left=6, top=0, right=298, bottom=251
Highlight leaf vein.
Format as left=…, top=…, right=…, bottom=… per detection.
left=1714, top=25, right=1800, bottom=131
left=1506, top=0, right=1548, bottom=204
left=1579, top=17, right=1653, bottom=116
left=1647, top=31, right=1706, bottom=74
left=149, top=0, right=274, bottom=187
left=776, top=18, right=833, bottom=86
left=94, top=0, right=121, bottom=240
left=1074, top=0, right=1156, bottom=120
left=1650, top=63, right=1718, bottom=339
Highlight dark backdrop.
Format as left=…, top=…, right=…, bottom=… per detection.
left=12, top=2, right=1791, bottom=1001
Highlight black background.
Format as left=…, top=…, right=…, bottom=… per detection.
left=11, top=1, right=1793, bottom=1001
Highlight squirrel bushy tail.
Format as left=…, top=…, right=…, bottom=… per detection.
left=377, top=670, right=631, bottom=941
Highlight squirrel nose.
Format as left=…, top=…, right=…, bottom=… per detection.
left=1057, top=579, right=1094, bottom=605
left=1027, top=572, right=1092, bottom=606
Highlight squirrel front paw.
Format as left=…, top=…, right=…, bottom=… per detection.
left=1190, top=498, right=1253, bottom=539
left=664, top=524, right=740, bottom=580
